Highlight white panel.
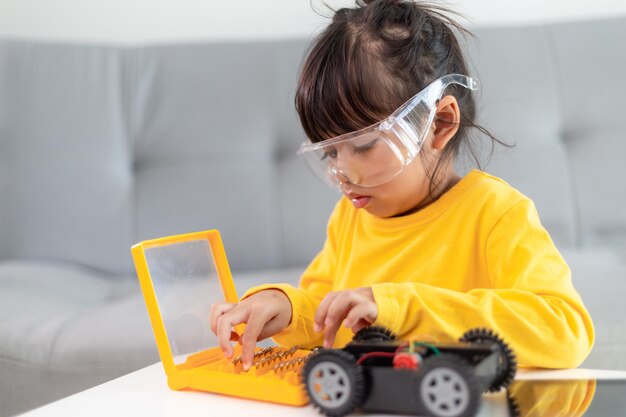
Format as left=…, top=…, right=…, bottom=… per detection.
left=0, top=0, right=625, bottom=43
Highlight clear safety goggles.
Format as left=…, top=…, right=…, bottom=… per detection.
left=297, top=74, right=479, bottom=190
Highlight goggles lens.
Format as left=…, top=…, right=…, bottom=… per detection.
left=297, top=74, right=479, bottom=190
left=299, top=129, right=407, bottom=189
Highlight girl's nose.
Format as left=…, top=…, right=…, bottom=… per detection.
left=333, top=146, right=355, bottom=170
left=330, top=165, right=363, bottom=187
left=330, top=167, right=352, bottom=185
left=330, top=147, right=365, bottom=185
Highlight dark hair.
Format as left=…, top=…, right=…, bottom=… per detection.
left=295, top=0, right=509, bottom=195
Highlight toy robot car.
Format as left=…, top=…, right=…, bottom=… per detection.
left=302, top=326, right=517, bottom=417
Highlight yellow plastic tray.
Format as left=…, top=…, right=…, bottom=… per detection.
left=131, top=230, right=309, bottom=406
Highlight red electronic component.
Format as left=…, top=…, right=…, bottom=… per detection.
left=393, top=352, right=421, bottom=370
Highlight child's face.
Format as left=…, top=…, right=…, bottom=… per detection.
left=316, top=94, right=461, bottom=218
left=338, top=104, right=459, bottom=218
left=340, top=136, right=434, bottom=218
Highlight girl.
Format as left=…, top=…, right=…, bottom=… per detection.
left=210, top=0, right=594, bottom=371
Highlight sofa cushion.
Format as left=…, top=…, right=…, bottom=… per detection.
left=0, top=260, right=157, bottom=366
left=550, top=19, right=626, bottom=248
left=0, top=260, right=155, bottom=416
left=563, top=248, right=626, bottom=370
left=0, top=41, right=133, bottom=275
left=132, top=44, right=282, bottom=271
left=463, top=26, right=577, bottom=248
left=269, top=40, right=339, bottom=267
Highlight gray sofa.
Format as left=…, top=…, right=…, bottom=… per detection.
left=1, top=16, right=625, bottom=416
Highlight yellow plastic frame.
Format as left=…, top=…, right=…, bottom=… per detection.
left=131, top=230, right=308, bottom=406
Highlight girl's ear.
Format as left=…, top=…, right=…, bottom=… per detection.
left=431, top=95, right=460, bottom=151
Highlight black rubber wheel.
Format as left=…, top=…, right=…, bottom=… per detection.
left=302, top=349, right=365, bottom=417
left=507, top=394, right=521, bottom=417
left=459, top=328, right=517, bottom=392
left=415, top=354, right=481, bottom=417
left=352, top=325, right=397, bottom=342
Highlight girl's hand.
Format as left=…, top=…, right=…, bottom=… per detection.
left=314, top=287, right=378, bottom=348
left=209, top=289, right=292, bottom=370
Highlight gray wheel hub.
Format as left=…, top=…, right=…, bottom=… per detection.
left=308, top=362, right=351, bottom=409
left=420, top=367, right=470, bottom=417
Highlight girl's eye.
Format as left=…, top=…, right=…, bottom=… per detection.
left=352, top=138, right=378, bottom=154
left=321, top=148, right=337, bottom=160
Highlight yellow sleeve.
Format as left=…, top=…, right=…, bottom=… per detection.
left=240, top=200, right=343, bottom=348
left=372, top=199, right=595, bottom=368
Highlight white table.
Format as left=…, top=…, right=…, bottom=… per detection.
left=19, top=363, right=626, bottom=417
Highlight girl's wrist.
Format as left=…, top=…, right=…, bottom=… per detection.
left=263, top=288, right=293, bottom=325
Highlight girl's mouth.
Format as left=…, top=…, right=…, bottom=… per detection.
left=346, top=193, right=372, bottom=209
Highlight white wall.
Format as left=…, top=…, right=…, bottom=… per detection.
left=1, top=0, right=625, bottom=44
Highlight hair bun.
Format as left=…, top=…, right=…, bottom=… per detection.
left=357, top=0, right=402, bottom=5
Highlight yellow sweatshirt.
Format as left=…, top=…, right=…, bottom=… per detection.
left=244, top=170, right=594, bottom=368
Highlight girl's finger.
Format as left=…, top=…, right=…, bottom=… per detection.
left=314, top=292, right=339, bottom=332
left=343, top=301, right=377, bottom=329
left=350, top=318, right=372, bottom=334
left=216, top=306, right=250, bottom=358
left=239, top=308, right=274, bottom=370
left=323, top=292, right=356, bottom=347
left=209, top=302, right=236, bottom=335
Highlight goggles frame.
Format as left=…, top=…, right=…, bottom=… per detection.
left=297, top=74, right=479, bottom=190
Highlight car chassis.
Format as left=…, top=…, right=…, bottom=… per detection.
left=302, top=327, right=517, bottom=417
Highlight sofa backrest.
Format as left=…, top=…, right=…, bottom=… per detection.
left=1, top=17, right=625, bottom=275
left=0, top=43, right=134, bottom=275
left=464, top=19, right=626, bottom=250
